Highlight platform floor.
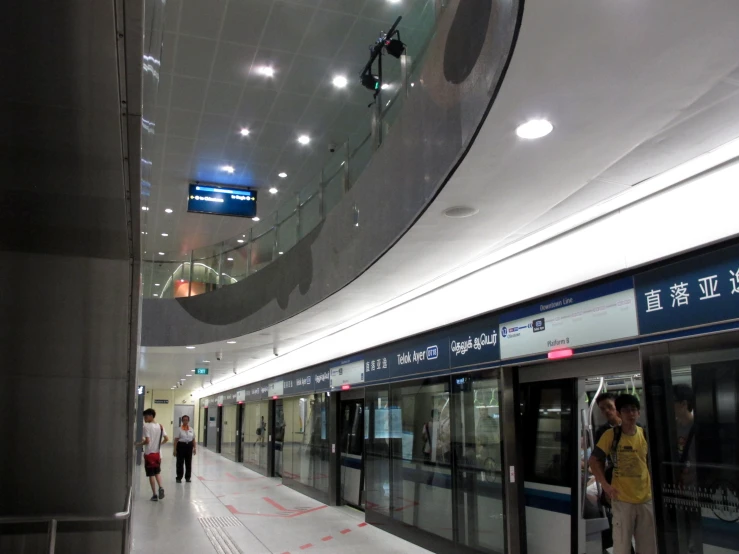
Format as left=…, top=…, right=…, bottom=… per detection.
left=131, top=444, right=432, bottom=554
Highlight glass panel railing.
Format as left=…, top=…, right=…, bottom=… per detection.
left=143, top=0, right=442, bottom=298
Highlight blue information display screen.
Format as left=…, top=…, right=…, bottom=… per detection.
left=187, top=184, right=257, bottom=218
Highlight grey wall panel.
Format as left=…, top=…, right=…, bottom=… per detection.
left=142, top=0, right=523, bottom=347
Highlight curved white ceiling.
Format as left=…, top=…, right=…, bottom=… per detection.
left=141, top=0, right=739, bottom=390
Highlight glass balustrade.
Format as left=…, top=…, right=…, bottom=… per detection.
left=143, top=1, right=440, bottom=298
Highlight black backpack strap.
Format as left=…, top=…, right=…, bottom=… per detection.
left=158, top=424, right=164, bottom=449
left=611, top=425, right=622, bottom=460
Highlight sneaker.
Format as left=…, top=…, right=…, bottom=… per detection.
left=176, top=479, right=182, bottom=483
left=150, top=495, right=158, bottom=501
left=186, top=479, right=191, bottom=483
left=158, top=487, right=165, bottom=500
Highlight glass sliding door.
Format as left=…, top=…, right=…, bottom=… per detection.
left=643, top=334, right=739, bottom=554
left=242, top=400, right=269, bottom=474
left=221, top=404, right=238, bottom=461
left=451, top=371, right=505, bottom=553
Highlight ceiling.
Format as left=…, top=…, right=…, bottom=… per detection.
left=142, top=0, right=436, bottom=259
left=140, top=0, right=739, bottom=391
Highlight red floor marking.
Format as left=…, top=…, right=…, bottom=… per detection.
left=357, top=522, right=367, bottom=527
left=227, top=505, right=327, bottom=518
left=340, top=529, right=351, bottom=534
left=226, top=505, right=238, bottom=514
left=299, top=544, right=313, bottom=550
left=321, top=536, right=333, bottom=541
left=263, top=496, right=291, bottom=512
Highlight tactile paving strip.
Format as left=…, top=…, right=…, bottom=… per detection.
left=198, top=516, right=244, bottom=529
left=204, top=527, right=244, bottom=554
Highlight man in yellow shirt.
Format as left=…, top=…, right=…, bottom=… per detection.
left=589, top=394, right=656, bottom=554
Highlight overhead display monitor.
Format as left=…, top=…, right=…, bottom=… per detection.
left=187, top=183, right=257, bottom=218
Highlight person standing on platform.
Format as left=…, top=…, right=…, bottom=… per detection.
left=136, top=408, right=169, bottom=501
left=173, top=414, right=196, bottom=483
left=590, top=394, right=656, bottom=554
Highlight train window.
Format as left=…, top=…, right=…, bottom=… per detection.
left=522, top=380, right=574, bottom=487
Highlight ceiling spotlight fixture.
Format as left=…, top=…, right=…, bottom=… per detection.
left=516, top=119, right=553, bottom=140
left=221, top=165, right=235, bottom=174
left=186, top=346, right=196, bottom=349
left=158, top=252, right=165, bottom=256
left=239, top=128, right=250, bottom=137
left=361, top=73, right=380, bottom=91
left=297, top=135, right=310, bottom=145
left=332, top=75, right=348, bottom=89
left=256, top=66, right=275, bottom=77
left=186, top=374, right=192, bottom=377
left=278, top=251, right=284, bottom=255
left=161, top=233, right=168, bottom=237
left=227, top=341, right=237, bottom=344
left=154, top=283, right=160, bottom=287
left=142, top=206, right=149, bottom=211
left=385, top=38, right=406, bottom=59
left=153, top=294, right=159, bottom=297
left=252, top=216, right=260, bottom=222
left=237, top=239, right=244, bottom=243
left=269, top=187, right=278, bottom=194
left=278, top=172, right=287, bottom=178
left=165, top=208, right=173, bottom=214
left=227, top=257, right=234, bottom=261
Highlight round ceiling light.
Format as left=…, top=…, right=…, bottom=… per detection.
left=186, top=346, right=196, bottom=349
left=161, top=233, right=168, bottom=237
left=269, top=187, right=278, bottom=194
left=516, top=119, right=553, bottom=140
left=256, top=66, right=275, bottom=77
left=237, top=239, right=244, bottom=243
left=239, top=128, right=250, bottom=137
left=158, top=252, right=165, bottom=255
left=443, top=206, right=479, bottom=219
left=227, top=341, right=237, bottom=344
left=164, top=208, right=173, bottom=214
left=297, top=135, right=310, bottom=145
left=332, top=75, right=348, bottom=89
left=278, top=172, right=287, bottom=178
left=252, top=216, right=260, bottom=222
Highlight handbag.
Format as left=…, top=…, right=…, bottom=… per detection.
left=144, top=425, right=164, bottom=469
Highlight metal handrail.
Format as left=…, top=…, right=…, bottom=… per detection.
left=0, top=487, right=133, bottom=554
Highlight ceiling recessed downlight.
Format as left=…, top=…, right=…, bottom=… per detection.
left=332, top=75, right=348, bottom=89
left=161, top=233, right=168, bottom=237
left=443, top=206, right=479, bottom=219
left=257, top=66, right=275, bottom=77
left=154, top=283, right=160, bottom=287
left=278, top=172, right=287, bottom=178
left=239, top=128, right=250, bottom=137
left=227, top=257, right=234, bottom=261
left=297, top=135, right=310, bottom=145
left=164, top=208, right=173, bottom=214
left=186, top=346, right=196, bottom=349
left=186, top=374, right=192, bottom=377
left=252, top=217, right=260, bottom=222
left=158, top=252, right=165, bottom=256
left=221, top=165, right=235, bottom=174
left=237, top=239, right=244, bottom=243
left=516, top=119, right=553, bottom=139
left=227, top=341, right=237, bottom=344
left=381, top=83, right=390, bottom=90
left=269, top=187, right=278, bottom=194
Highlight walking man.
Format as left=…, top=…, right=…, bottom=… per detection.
left=590, top=394, right=656, bottom=554
left=136, top=408, right=169, bottom=501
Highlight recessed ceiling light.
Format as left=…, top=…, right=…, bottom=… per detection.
left=278, top=172, right=287, bottom=178
left=297, top=135, right=310, bottom=145
left=186, top=374, right=192, bottom=377
left=227, top=257, right=234, bottom=261
left=410, top=82, right=415, bottom=87
left=202, top=360, right=210, bottom=363
left=278, top=251, right=284, bottom=255
left=388, top=0, right=401, bottom=3
left=239, top=128, right=250, bottom=137
left=186, top=346, right=196, bottom=349
left=252, top=217, right=260, bottom=222
left=227, top=341, right=237, bottom=344
left=332, top=75, right=348, bottom=89
left=165, top=208, right=173, bottom=214
left=257, top=66, right=275, bottom=77
left=516, top=119, right=553, bottom=140
left=154, top=283, right=160, bottom=287
left=221, top=165, right=235, bottom=174
left=141, top=231, right=147, bottom=235
left=381, top=83, right=390, bottom=90
left=161, top=233, right=168, bottom=237
left=153, top=293, right=159, bottom=297
left=269, top=187, right=278, bottom=194
left=444, top=206, right=479, bottom=218
left=158, top=252, right=165, bottom=255
left=142, top=206, right=149, bottom=211
left=237, top=239, right=244, bottom=243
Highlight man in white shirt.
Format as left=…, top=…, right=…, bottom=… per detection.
left=135, top=408, right=169, bottom=501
